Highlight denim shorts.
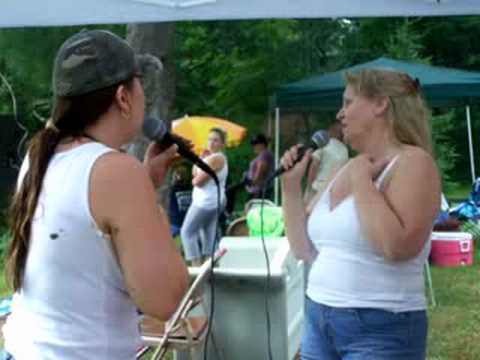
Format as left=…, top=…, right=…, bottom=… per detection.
left=301, top=297, right=427, bottom=360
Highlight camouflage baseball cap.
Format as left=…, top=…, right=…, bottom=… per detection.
left=53, top=30, right=140, bottom=97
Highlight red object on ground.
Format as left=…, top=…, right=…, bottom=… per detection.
left=431, top=232, right=474, bottom=267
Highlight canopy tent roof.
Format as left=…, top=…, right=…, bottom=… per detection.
left=2, top=0, right=480, bottom=28
left=273, top=57, right=480, bottom=111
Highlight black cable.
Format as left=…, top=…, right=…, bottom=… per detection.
left=203, top=174, right=221, bottom=360
left=260, top=186, right=274, bottom=360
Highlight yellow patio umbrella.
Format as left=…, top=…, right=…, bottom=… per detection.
left=172, top=115, right=247, bottom=155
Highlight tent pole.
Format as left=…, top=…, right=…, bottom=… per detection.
left=274, top=108, right=280, bottom=205
left=466, top=105, right=476, bottom=183
left=267, top=109, right=272, bottom=138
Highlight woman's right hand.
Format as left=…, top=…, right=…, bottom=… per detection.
left=144, top=142, right=178, bottom=188
left=280, top=145, right=312, bottom=189
left=200, top=149, right=211, bottom=158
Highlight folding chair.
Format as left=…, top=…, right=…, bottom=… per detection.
left=225, top=216, right=248, bottom=236
left=138, top=248, right=227, bottom=360
left=244, top=198, right=276, bottom=214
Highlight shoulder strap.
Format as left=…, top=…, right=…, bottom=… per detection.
left=375, top=155, right=400, bottom=189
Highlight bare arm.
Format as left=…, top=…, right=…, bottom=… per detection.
left=192, top=153, right=225, bottom=187
left=351, top=148, right=441, bottom=262
left=281, top=146, right=318, bottom=263
left=251, top=159, right=269, bottom=186
left=90, top=149, right=189, bottom=320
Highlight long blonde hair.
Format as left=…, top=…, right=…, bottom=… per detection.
left=345, top=68, right=432, bottom=153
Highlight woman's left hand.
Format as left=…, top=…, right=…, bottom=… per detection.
left=347, top=154, right=390, bottom=187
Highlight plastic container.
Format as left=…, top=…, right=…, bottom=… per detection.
left=176, top=236, right=304, bottom=360
left=246, top=205, right=285, bottom=237
left=430, top=231, right=474, bottom=267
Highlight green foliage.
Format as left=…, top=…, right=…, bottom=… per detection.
left=386, top=19, right=430, bottom=63
left=0, top=230, right=10, bottom=265
left=416, top=17, right=480, bottom=70
left=336, top=18, right=404, bottom=65
left=0, top=25, right=126, bottom=132
left=461, top=220, right=480, bottom=242
left=431, top=111, right=459, bottom=189
left=1, top=17, right=479, bottom=192
left=445, top=182, right=472, bottom=203
left=175, top=19, right=344, bottom=121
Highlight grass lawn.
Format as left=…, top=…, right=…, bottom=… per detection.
left=427, top=246, right=480, bottom=360
left=445, top=182, right=472, bottom=204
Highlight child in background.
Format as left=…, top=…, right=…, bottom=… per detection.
left=169, top=163, right=192, bottom=237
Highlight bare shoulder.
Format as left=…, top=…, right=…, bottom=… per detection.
left=397, top=146, right=439, bottom=176
left=90, top=150, right=156, bottom=195
left=92, top=151, right=150, bottom=186
left=89, top=151, right=157, bottom=232
left=386, top=145, right=440, bottom=193
left=401, top=145, right=434, bottom=161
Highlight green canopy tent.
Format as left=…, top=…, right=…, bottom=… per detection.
left=270, top=57, right=480, bottom=202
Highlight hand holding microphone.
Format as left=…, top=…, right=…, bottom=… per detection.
left=270, top=130, right=330, bottom=187
left=142, top=116, right=219, bottom=185
left=144, top=142, right=178, bottom=188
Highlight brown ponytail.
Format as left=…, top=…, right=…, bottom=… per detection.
left=7, top=127, right=61, bottom=290
left=6, top=77, right=134, bottom=291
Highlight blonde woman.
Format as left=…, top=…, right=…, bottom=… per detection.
left=281, top=69, right=440, bottom=359
left=181, top=128, right=228, bottom=266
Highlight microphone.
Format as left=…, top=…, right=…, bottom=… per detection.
left=142, top=116, right=219, bottom=184
left=269, top=130, right=330, bottom=180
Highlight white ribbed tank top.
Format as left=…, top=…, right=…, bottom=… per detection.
left=192, top=152, right=228, bottom=209
left=306, top=156, right=430, bottom=312
left=4, top=143, right=142, bottom=359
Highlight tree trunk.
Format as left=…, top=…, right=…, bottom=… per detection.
left=126, top=22, right=176, bottom=205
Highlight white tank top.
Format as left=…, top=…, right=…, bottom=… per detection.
left=306, top=156, right=430, bottom=312
left=3, top=143, right=142, bottom=360
left=191, top=152, right=228, bottom=209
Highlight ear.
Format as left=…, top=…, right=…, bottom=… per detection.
left=372, top=96, right=389, bottom=117
left=115, top=84, right=132, bottom=118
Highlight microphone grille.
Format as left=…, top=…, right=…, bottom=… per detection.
left=142, top=116, right=167, bottom=141
left=311, top=130, right=330, bottom=148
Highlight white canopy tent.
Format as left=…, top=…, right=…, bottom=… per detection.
left=1, top=0, right=480, bottom=28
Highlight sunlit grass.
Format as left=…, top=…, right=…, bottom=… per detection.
left=445, top=182, right=472, bottom=204
left=427, top=247, right=480, bottom=359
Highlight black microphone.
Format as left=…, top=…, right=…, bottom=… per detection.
left=142, top=116, right=219, bottom=185
left=269, top=130, right=330, bottom=180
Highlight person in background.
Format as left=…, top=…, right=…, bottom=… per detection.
left=304, top=121, right=349, bottom=203
left=2, top=30, right=188, bottom=360
left=168, top=162, right=192, bottom=237
left=181, top=128, right=228, bottom=266
left=281, top=68, right=440, bottom=360
left=245, top=133, right=274, bottom=199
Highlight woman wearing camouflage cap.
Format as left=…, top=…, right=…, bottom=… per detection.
left=3, top=30, right=188, bottom=359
